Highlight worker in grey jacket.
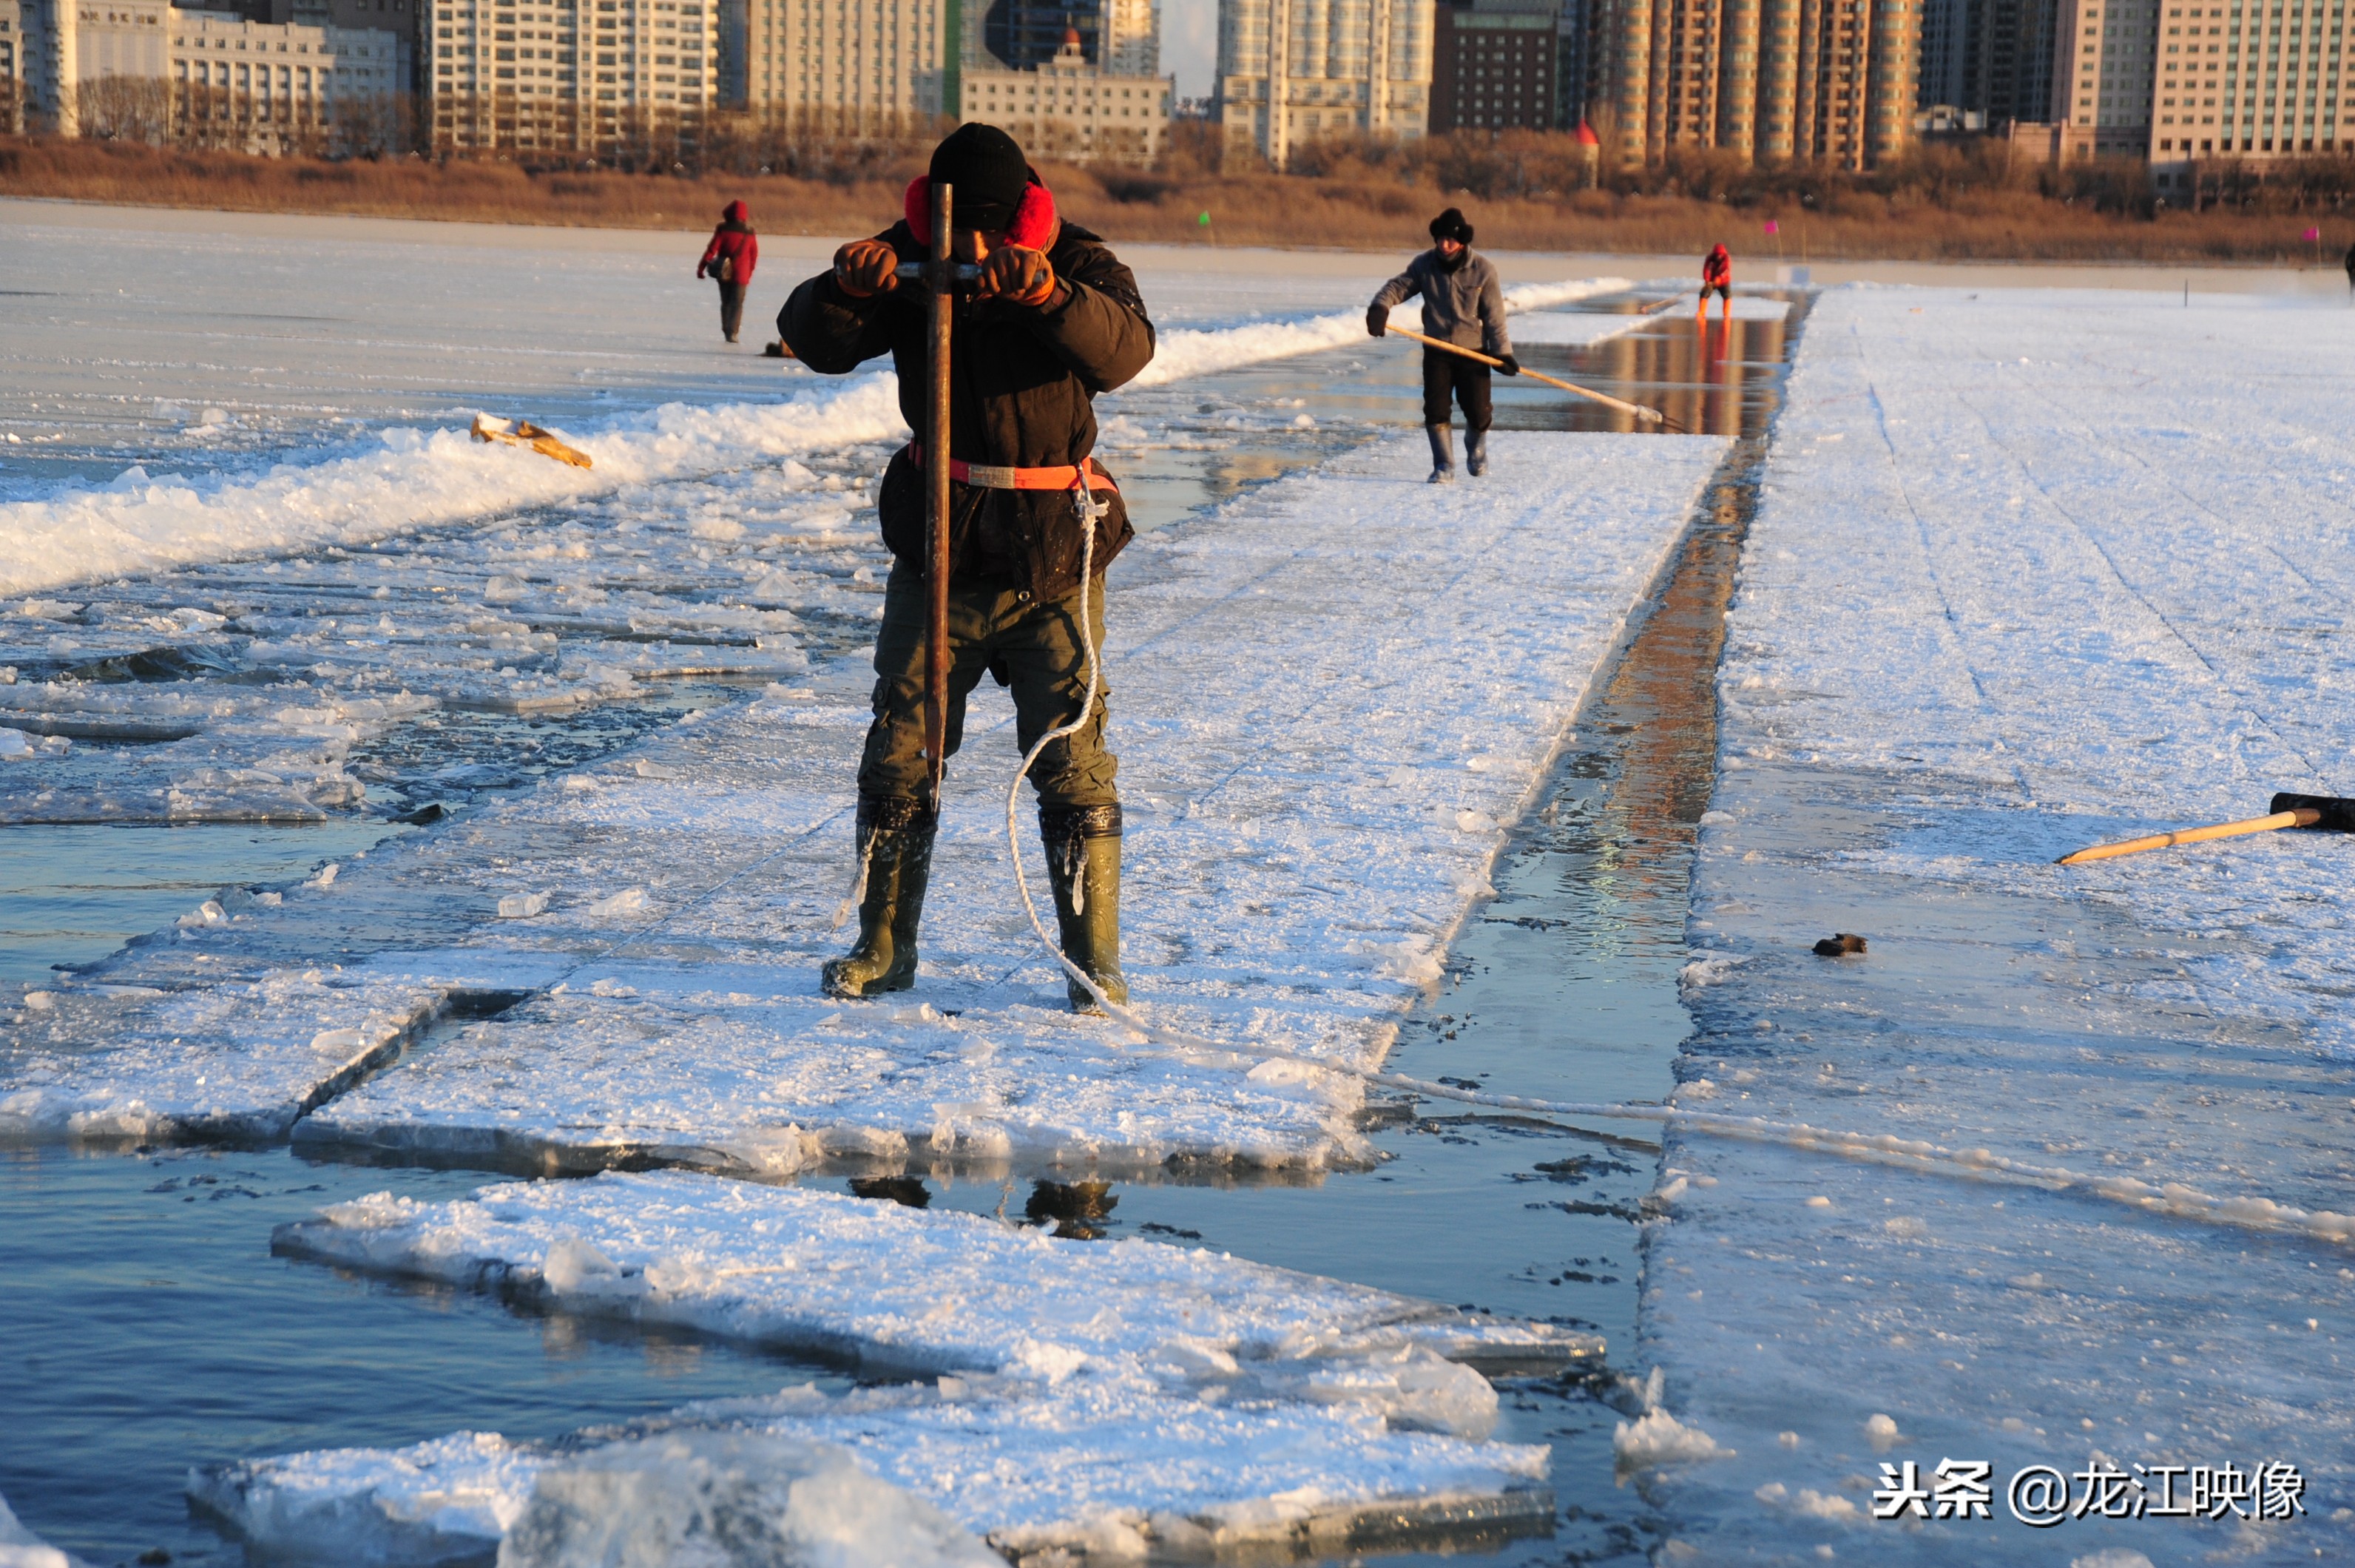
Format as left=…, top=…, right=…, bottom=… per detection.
left=1365, top=207, right=1518, bottom=483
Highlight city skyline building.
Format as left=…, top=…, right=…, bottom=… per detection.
left=2047, top=0, right=2152, bottom=155
left=8, top=0, right=400, bottom=141
left=428, top=0, right=717, bottom=155
left=959, top=20, right=1170, bottom=155
left=2145, top=0, right=2355, bottom=174
left=1430, top=0, right=1560, bottom=132
left=743, top=0, right=949, bottom=130
left=1214, top=0, right=1433, bottom=163
left=1589, top=0, right=1919, bottom=167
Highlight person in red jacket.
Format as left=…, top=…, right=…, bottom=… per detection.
left=1699, top=243, right=1731, bottom=325
left=697, top=200, right=759, bottom=343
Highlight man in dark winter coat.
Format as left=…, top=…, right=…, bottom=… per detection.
left=779, top=123, right=1155, bottom=1010
left=698, top=200, right=759, bottom=342
left=1366, top=207, right=1517, bottom=483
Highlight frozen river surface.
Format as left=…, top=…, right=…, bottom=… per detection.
left=19, top=200, right=2342, bottom=1568
left=1, top=201, right=1748, bottom=1565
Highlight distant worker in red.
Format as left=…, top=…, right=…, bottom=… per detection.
left=698, top=200, right=760, bottom=344
left=1699, top=243, right=1732, bottom=325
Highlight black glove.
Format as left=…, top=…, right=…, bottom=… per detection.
left=1366, top=303, right=1389, bottom=339
left=1496, top=354, right=1521, bottom=376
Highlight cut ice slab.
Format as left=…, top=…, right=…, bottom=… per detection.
left=16, top=431, right=1723, bottom=1172
left=193, top=1379, right=1555, bottom=1567
left=0, top=969, right=461, bottom=1143
left=272, top=1170, right=1602, bottom=1398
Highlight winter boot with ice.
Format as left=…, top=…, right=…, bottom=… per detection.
left=1467, top=428, right=1489, bottom=477
left=1426, top=424, right=1456, bottom=484
left=821, top=794, right=938, bottom=998
left=1040, top=803, right=1127, bottom=1012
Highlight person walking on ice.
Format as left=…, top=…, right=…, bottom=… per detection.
left=780, top=124, right=1155, bottom=1010
left=698, top=200, right=759, bottom=343
left=1366, top=208, right=1517, bottom=484
left=1700, top=243, right=1732, bottom=325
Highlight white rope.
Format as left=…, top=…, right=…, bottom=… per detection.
left=1004, top=479, right=1114, bottom=1003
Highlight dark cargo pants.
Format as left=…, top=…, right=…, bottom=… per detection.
left=1422, top=347, right=1493, bottom=431
left=718, top=280, right=748, bottom=341
left=858, top=564, right=1119, bottom=811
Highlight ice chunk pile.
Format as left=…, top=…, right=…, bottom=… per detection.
left=0, top=378, right=909, bottom=600
left=1639, top=286, right=2355, bottom=1560
left=6, top=430, right=1724, bottom=1172
left=203, top=1171, right=1569, bottom=1563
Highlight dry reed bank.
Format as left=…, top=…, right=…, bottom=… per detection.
left=4, top=133, right=2352, bottom=263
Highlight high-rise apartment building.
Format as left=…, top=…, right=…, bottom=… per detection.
left=428, top=0, right=717, bottom=155
left=1590, top=0, right=1917, bottom=166
left=1214, top=0, right=1433, bottom=163
left=1430, top=0, right=1559, bottom=132
left=2047, top=0, right=2152, bottom=154
left=1099, top=0, right=1154, bottom=72
left=741, top=0, right=949, bottom=128
left=2145, top=0, right=2354, bottom=167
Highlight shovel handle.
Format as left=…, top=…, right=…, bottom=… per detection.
left=1382, top=324, right=1674, bottom=428
left=2057, top=808, right=2319, bottom=866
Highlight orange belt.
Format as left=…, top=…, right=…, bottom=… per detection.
left=906, top=445, right=1118, bottom=493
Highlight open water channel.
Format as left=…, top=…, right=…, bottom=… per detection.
left=1, top=291, right=1804, bottom=1565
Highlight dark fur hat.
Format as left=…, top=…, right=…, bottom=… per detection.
left=1429, top=206, right=1475, bottom=246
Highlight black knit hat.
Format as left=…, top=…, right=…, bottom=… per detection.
left=930, top=123, right=1032, bottom=230
left=1430, top=207, right=1475, bottom=246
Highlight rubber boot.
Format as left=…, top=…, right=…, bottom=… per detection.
left=1426, top=424, right=1456, bottom=484
left=821, top=795, right=937, bottom=998
left=1040, top=803, right=1127, bottom=1012
left=1466, top=428, right=1489, bottom=477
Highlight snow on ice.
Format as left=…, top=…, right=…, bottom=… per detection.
left=1637, top=287, right=2355, bottom=1564
left=2, top=430, right=1723, bottom=1172
left=203, top=1172, right=1565, bottom=1562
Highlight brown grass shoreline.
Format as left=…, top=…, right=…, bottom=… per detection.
left=5, top=135, right=2349, bottom=263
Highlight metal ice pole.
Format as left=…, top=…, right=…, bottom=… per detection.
left=924, top=180, right=953, bottom=808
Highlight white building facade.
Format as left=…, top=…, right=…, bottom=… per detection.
left=958, top=26, right=1171, bottom=159
left=426, top=0, right=717, bottom=155
left=5, top=0, right=399, bottom=144
left=1215, top=0, right=1433, bottom=164
left=741, top=0, right=950, bottom=129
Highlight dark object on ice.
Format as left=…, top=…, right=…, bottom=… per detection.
left=1813, top=933, right=1867, bottom=956
left=1027, top=1178, right=1117, bottom=1238
left=2269, top=792, right=2355, bottom=834
left=394, top=800, right=452, bottom=825
left=2058, top=795, right=2355, bottom=865
left=762, top=339, right=792, bottom=358
left=138, top=1552, right=172, bottom=1567
left=848, top=1176, right=930, bottom=1209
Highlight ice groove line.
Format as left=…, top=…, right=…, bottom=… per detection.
left=1850, top=325, right=2036, bottom=805
left=1072, top=1001, right=2355, bottom=1249
left=1949, top=386, right=2332, bottom=791
left=282, top=801, right=856, bottom=1132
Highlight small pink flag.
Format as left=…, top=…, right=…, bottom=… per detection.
left=1763, top=219, right=1781, bottom=235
